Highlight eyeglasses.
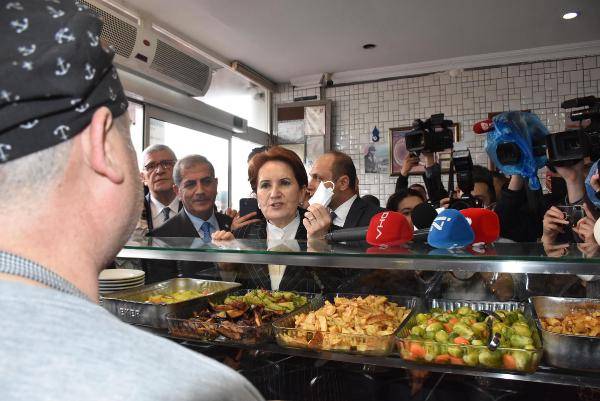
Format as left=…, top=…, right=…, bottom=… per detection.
left=143, top=160, right=176, bottom=172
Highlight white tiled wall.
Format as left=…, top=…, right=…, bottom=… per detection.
left=274, top=56, right=600, bottom=206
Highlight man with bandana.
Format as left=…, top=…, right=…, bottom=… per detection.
left=0, top=2, right=263, bottom=400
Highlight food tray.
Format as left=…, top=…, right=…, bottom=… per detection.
left=100, top=278, right=240, bottom=329
left=273, top=293, right=417, bottom=357
left=530, top=296, right=600, bottom=371
left=396, top=299, right=543, bottom=373
left=167, top=290, right=321, bottom=345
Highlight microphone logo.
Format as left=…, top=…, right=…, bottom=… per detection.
left=432, top=216, right=452, bottom=231
left=376, top=212, right=389, bottom=239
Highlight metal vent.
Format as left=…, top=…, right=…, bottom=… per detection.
left=80, top=0, right=137, bottom=58
left=150, top=39, right=211, bottom=93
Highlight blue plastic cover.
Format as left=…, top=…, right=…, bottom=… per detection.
left=485, top=112, right=549, bottom=190
left=585, top=160, right=600, bottom=209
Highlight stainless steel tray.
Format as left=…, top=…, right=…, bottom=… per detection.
left=530, top=296, right=600, bottom=371
left=100, top=278, right=241, bottom=329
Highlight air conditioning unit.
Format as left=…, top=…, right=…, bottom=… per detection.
left=81, top=0, right=220, bottom=96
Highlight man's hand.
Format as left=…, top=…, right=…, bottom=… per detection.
left=212, top=230, right=235, bottom=241
left=573, top=203, right=597, bottom=243
left=543, top=241, right=570, bottom=257
left=231, top=211, right=261, bottom=232
left=222, top=207, right=237, bottom=218
left=555, top=160, right=585, bottom=203
left=439, top=197, right=450, bottom=209
left=401, top=154, right=419, bottom=176
left=541, top=206, right=569, bottom=244
left=303, top=204, right=332, bottom=239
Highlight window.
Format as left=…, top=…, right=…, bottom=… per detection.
left=148, top=118, right=230, bottom=211
left=230, top=137, right=262, bottom=211
left=127, top=100, right=144, bottom=165
left=196, top=68, right=270, bottom=132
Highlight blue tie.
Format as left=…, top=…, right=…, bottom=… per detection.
left=200, top=221, right=212, bottom=242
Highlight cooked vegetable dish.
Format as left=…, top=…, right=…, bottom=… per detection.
left=399, top=306, right=539, bottom=372
left=169, top=290, right=308, bottom=343
left=145, top=289, right=212, bottom=304
left=541, top=309, right=600, bottom=337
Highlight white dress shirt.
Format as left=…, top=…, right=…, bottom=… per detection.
left=150, top=195, right=180, bottom=229
left=332, top=194, right=357, bottom=227
left=266, top=213, right=300, bottom=290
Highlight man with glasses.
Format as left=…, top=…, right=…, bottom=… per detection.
left=139, top=144, right=182, bottom=232
left=150, top=155, right=232, bottom=278
left=308, top=151, right=383, bottom=230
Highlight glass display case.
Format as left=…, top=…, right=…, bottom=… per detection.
left=116, top=237, right=600, bottom=396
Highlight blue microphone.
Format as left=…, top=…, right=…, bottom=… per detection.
left=427, top=209, right=475, bottom=249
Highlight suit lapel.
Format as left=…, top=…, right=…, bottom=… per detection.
left=143, top=194, right=153, bottom=231
left=343, top=197, right=364, bottom=229
left=177, top=211, right=201, bottom=237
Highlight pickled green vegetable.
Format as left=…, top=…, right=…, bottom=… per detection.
left=435, top=330, right=449, bottom=343
left=401, top=306, right=538, bottom=372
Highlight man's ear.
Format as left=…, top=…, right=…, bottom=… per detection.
left=81, top=107, right=124, bottom=184
left=173, top=184, right=180, bottom=197
left=338, top=175, right=350, bottom=191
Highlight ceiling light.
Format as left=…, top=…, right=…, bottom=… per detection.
left=362, top=43, right=376, bottom=50
left=562, top=12, right=578, bottom=20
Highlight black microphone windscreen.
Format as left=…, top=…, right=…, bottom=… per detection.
left=411, top=202, right=438, bottom=229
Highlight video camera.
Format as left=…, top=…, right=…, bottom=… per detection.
left=546, top=96, right=600, bottom=165
left=449, top=149, right=483, bottom=210
left=405, top=113, right=454, bottom=156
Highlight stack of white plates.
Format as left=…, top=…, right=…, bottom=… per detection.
left=99, top=269, right=145, bottom=294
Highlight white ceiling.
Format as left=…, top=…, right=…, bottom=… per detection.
left=122, top=0, right=600, bottom=83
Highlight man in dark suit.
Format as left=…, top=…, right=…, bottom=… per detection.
left=137, top=144, right=182, bottom=234
left=148, top=155, right=232, bottom=280
left=308, top=151, right=384, bottom=230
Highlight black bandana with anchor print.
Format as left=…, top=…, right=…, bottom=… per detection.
left=0, top=0, right=128, bottom=163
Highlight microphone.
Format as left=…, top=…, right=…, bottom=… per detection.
left=427, top=209, right=475, bottom=249
left=411, top=202, right=438, bottom=229
left=459, top=208, right=500, bottom=244
left=324, top=226, right=368, bottom=242
left=324, top=211, right=413, bottom=246
left=366, top=211, right=413, bottom=246
left=473, top=119, right=494, bottom=134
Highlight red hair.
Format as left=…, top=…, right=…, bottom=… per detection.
left=248, top=146, right=308, bottom=192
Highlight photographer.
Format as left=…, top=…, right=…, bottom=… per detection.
left=395, top=152, right=449, bottom=204
left=497, top=159, right=586, bottom=243
left=542, top=160, right=587, bottom=243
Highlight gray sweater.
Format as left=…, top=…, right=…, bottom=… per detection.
left=0, top=281, right=264, bottom=401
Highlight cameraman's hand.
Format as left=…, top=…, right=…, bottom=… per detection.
left=401, top=154, right=419, bottom=176
left=541, top=206, right=569, bottom=243
left=439, top=197, right=450, bottom=209
left=555, top=160, right=585, bottom=203
left=573, top=203, right=597, bottom=243
left=543, top=241, right=570, bottom=257
left=589, top=173, right=600, bottom=192
left=422, top=151, right=435, bottom=168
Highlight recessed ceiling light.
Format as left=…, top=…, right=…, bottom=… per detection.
left=562, top=11, right=579, bottom=20
left=363, top=43, right=376, bottom=50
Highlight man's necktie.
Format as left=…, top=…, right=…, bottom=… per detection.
left=200, top=221, right=212, bottom=242
left=330, top=210, right=342, bottom=231
left=161, top=208, right=171, bottom=223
